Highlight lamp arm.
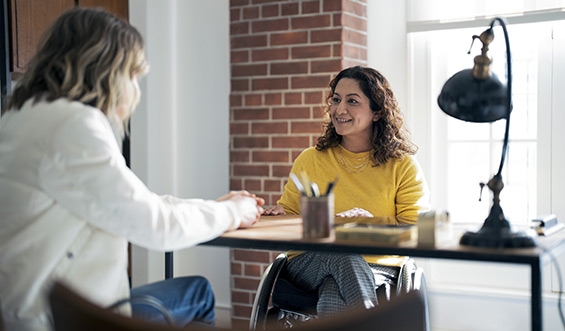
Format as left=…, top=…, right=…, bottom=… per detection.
left=491, top=17, right=512, bottom=177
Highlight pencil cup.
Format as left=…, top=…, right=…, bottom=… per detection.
left=300, top=194, right=334, bottom=239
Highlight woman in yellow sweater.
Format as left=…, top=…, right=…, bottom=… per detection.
left=263, top=66, right=430, bottom=317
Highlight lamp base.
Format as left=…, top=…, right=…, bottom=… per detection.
left=459, top=228, right=537, bottom=248
left=459, top=175, right=538, bottom=248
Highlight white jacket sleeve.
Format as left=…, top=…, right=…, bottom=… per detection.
left=39, top=106, right=253, bottom=251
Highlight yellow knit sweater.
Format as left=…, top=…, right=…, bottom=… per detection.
left=278, top=146, right=430, bottom=265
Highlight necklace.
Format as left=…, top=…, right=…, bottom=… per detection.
left=336, top=145, right=371, bottom=174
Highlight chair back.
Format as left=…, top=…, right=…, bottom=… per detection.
left=48, top=282, right=214, bottom=331
left=289, top=291, right=426, bottom=331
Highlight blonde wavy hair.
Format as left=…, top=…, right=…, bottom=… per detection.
left=7, top=7, right=148, bottom=131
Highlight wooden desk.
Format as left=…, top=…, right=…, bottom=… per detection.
left=202, top=216, right=565, bottom=331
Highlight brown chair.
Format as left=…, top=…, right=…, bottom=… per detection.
left=280, top=291, right=427, bottom=331
left=48, top=282, right=218, bottom=331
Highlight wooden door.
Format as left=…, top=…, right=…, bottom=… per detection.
left=77, top=0, right=128, bottom=20
left=8, top=0, right=75, bottom=73
left=8, top=0, right=128, bottom=74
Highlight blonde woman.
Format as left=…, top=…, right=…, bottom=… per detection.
left=0, top=8, right=263, bottom=330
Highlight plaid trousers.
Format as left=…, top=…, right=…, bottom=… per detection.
left=283, top=252, right=398, bottom=317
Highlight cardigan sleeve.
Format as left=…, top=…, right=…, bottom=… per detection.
left=39, top=107, right=257, bottom=251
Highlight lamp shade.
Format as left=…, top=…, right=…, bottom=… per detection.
left=437, top=69, right=509, bottom=123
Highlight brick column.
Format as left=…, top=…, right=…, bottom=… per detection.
left=229, top=0, right=367, bottom=328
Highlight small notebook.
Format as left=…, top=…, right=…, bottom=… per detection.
left=335, top=223, right=416, bottom=243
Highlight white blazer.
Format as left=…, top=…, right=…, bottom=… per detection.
left=0, top=98, right=255, bottom=331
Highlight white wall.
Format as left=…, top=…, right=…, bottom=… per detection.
left=367, top=0, right=407, bottom=118
left=128, top=0, right=232, bottom=311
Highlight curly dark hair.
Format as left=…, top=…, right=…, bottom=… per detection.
left=316, top=66, right=417, bottom=166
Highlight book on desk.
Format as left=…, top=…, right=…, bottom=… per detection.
left=333, top=216, right=417, bottom=244
left=335, top=222, right=416, bottom=243
left=333, top=212, right=452, bottom=245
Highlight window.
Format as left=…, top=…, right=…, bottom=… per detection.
left=399, top=1, right=565, bottom=319
left=408, top=16, right=565, bottom=225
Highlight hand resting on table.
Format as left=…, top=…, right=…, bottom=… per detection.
left=262, top=205, right=286, bottom=216
left=217, top=191, right=265, bottom=228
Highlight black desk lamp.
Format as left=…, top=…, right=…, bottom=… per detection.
left=437, top=17, right=537, bottom=248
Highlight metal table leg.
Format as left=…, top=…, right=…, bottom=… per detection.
left=531, top=260, right=542, bottom=331
left=165, top=252, right=174, bottom=279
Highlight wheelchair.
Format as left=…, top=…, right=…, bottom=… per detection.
left=249, top=253, right=429, bottom=330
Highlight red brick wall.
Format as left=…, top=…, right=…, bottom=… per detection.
left=229, top=0, right=367, bottom=328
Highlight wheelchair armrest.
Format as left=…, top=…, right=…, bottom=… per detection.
left=396, top=258, right=417, bottom=295
left=395, top=258, right=430, bottom=331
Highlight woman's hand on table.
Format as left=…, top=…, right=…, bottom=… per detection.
left=217, top=191, right=265, bottom=228
left=262, top=205, right=286, bottom=215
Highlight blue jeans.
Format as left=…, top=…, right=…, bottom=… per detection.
left=130, top=276, right=215, bottom=327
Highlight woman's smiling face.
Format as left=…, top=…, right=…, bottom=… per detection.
left=329, top=77, right=377, bottom=143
